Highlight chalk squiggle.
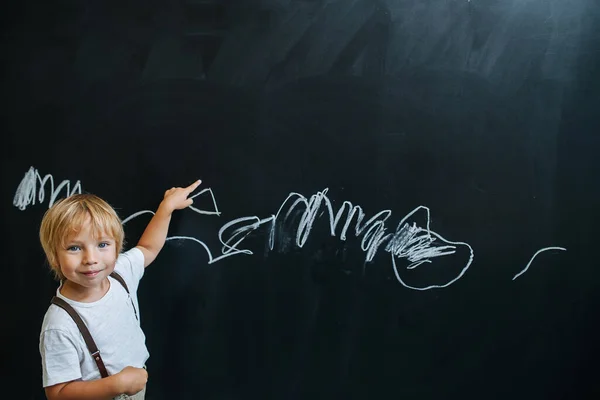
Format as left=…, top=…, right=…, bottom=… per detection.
left=512, top=247, right=567, bottom=280
left=387, top=206, right=474, bottom=290
left=264, top=189, right=474, bottom=289
left=13, top=166, right=82, bottom=210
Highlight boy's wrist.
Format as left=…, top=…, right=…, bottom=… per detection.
left=156, top=201, right=175, bottom=217
left=107, top=373, right=125, bottom=396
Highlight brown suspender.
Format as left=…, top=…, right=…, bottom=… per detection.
left=109, top=271, right=138, bottom=320
left=50, top=271, right=138, bottom=378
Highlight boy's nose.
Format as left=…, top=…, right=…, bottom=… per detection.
left=83, top=250, right=98, bottom=265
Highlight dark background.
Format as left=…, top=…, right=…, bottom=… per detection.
left=2, top=0, right=599, bottom=399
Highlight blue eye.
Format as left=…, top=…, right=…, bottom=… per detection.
left=99, top=242, right=110, bottom=249
left=67, top=245, right=80, bottom=251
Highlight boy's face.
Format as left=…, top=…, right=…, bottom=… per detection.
left=57, top=216, right=118, bottom=295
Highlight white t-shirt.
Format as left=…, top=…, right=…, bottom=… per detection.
left=39, top=247, right=150, bottom=388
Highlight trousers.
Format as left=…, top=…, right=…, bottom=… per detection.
left=114, top=386, right=146, bottom=400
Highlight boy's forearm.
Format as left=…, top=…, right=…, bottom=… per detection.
left=47, top=375, right=121, bottom=400
left=136, top=202, right=173, bottom=260
left=135, top=181, right=199, bottom=266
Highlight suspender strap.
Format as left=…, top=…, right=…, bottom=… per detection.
left=110, top=271, right=129, bottom=293
left=50, top=296, right=109, bottom=378
left=110, top=271, right=138, bottom=321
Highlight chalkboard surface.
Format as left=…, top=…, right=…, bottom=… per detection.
left=2, top=1, right=599, bottom=399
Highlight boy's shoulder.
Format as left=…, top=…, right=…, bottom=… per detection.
left=116, top=246, right=144, bottom=267
left=40, top=302, right=80, bottom=336
left=114, top=246, right=145, bottom=286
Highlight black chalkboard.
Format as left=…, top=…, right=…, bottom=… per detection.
left=2, top=0, right=599, bottom=399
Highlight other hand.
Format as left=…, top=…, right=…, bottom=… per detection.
left=116, top=366, right=148, bottom=395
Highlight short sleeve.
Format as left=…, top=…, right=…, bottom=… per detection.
left=114, top=247, right=145, bottom=293
left=40, top=329, right=82, bottom=387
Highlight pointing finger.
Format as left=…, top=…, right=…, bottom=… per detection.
left=186, top=179, right=202, bottom=193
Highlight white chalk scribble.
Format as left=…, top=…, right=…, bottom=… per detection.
left=13, top=166, right=82, bottom=210
left=512, top=247, right=567, bottom=280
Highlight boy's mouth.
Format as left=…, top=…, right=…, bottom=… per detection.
left=81, top=269, right=102, bottom=277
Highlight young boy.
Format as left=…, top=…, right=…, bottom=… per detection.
left=38, top=180, right=201, bottom=400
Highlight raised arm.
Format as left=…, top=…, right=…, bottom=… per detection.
left=136, top=180, right=201, bottom=267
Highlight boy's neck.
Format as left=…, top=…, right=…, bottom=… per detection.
left=60, top=278, right=111, bottom=303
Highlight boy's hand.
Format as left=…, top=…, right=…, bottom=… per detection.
left=160, top=179, right=202, bottom=214
left=116, top=366, right=148, bottom=395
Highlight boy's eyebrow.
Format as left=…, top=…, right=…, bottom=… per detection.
left=64, top=236, right=114, bottom=244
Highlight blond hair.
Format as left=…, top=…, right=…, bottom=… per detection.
left=39, top=194, right=124, bottom=281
